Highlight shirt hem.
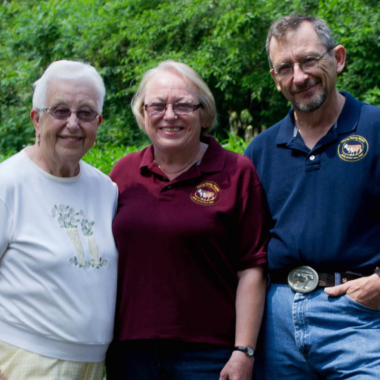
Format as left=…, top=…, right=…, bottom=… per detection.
left=0, top=319, right=108, bottom=362
left=116, top=332, right=234, bottom=347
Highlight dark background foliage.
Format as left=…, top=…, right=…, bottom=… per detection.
left=0, top=0, right=379, bottom=153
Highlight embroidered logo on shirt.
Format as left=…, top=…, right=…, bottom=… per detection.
left=190, top=182, right=221, bottom=206
left=337, top=135, right=369, bottom=162
left=52, top=204, right=108, bottom=269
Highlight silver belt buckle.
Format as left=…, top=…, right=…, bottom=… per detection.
left=287, top=266, right=319, bottom=293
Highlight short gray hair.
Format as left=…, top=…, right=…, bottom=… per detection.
left=33, top=60, right=105, bottom=112
left=131, top=60, right=217, bottom=133
left=266, top=15, right=335, bottom=66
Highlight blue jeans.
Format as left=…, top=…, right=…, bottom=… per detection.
left=254, top=284, right=380, bottom=379
left=106, top=340, right=233, bottom=380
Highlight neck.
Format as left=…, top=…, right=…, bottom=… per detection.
left=154, top=141, right=208, bottom=181
left=25, top=145, right=80, bottom=177
left=294, top=91, right=346, bottom=149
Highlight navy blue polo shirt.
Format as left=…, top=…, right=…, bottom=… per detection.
left=245, top=92, right=380, bottom=273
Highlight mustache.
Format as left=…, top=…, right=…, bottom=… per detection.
left=290, top=79, right=317, bottom=94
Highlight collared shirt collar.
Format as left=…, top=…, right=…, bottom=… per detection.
left=276, top=91, right=361, bottom=146
left=139, top=135, right=226, bottom=176
left=293, top=121, right=337, bottom=137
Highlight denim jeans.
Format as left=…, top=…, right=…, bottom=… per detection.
left=106, top=339, right=233, bottom=380
left=254, top=284, right=380, bottom=379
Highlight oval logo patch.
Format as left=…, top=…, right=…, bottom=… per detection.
left=338, top=135, right=368, bottom=162
left=190, top=181, right=221, bottom=206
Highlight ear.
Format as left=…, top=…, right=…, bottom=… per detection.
left=97, top=114, right=103, bottom=127
left=142, top=109, right=148, bottom=130
left=270, top=69, right=282, bottom=92
left=334, top=45, right=346, bottom=74
left=30, top=108, right=41, bottom=136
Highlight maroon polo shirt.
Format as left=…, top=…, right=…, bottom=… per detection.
left=110, top=135, right=268, bottom=347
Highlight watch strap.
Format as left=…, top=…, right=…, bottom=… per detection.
left=233, top=346, right=255, bottom=357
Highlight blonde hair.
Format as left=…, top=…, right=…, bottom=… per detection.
left=131, top=60, right=217, bottom=133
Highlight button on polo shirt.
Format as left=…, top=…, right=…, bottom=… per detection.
left=111, top=135, right=268, bottom=347
left=245, top=92, right=380, bottom=273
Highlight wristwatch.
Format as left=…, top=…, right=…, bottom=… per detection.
left=374, top=267, right=380, bottom=277
left=233, top=346, right=255, bottom=357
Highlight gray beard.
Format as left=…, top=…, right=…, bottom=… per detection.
left=293, top=89, right=328, bottom=112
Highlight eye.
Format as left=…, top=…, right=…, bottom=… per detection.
left=77, top=108, right=97, bottom=120
left=301, top=57, right=318, bottom=68
left=150, top=103, right=166, bottom=111
left=51, top=106, right=70, bottom=118
left=276, top=64, right=292, bottom=76
left=174, top=103, right=193, bottom=113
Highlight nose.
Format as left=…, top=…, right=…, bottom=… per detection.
left=292, top=63, right=309, bottom=84
left=66, top=111, right=80, bottom=128
left=163, top=104, right=177, bottom=120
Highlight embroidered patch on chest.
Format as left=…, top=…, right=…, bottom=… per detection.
left=190, top=181, right=221, bottom=206
left=337, top=135, right=369, bottom=162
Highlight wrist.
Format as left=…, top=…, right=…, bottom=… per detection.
left=231, top=350, right=255, bottom=362
left=233, top=346, right=255, bottom=358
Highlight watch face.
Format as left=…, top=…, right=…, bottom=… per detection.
left=247, top=347, right=254, bottom=357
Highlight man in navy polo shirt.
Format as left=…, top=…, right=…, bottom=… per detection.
left=245, top=15, right=380, bottom=379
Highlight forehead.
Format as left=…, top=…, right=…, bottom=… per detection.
left=269, top=22, right=326, bottom=65
left=145, top=70, right=198, bottom=100
left=47, top=79, right=98, bottom=106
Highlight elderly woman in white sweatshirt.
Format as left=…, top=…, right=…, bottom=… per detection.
left=0, top=60, right=118, bottom=380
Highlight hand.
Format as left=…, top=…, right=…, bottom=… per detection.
left=219, top=351, right=254, bottom=380
left=0, top=372, right=7, bottom=380
left=324, top=274, right=380, bottom=309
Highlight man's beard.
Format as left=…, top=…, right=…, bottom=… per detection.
left=289, top=80, right=328, bottom=113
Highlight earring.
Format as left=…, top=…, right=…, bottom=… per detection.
left=35, top=135, right=40, bottom=144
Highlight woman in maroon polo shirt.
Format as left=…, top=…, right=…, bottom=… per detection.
left=107, top=60, right=268, bottom=380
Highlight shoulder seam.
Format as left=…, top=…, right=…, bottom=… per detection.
left=241, top=181, right=261, bottom=200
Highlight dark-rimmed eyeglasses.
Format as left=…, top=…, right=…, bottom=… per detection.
left=38, top=106, right=99, bottom=122
left=271, top=48, right=334, bottom=79
left=144, top=102, right=202, bottom=116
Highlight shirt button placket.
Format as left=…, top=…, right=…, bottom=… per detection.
left=305, top=154, right=320, bottom=172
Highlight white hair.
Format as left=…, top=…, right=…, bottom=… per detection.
left=131, top=60, right=217, bottom=133
left=32, top=60, right=105, bottom=112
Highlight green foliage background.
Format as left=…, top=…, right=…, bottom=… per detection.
left=0, top=134, right=248, bottom=174
left=0, top=0, right=379, bottom=153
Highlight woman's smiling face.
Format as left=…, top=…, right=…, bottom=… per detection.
left=143, top=70, right=203, bottom=154
left=32, top=79, right=101, bottom=170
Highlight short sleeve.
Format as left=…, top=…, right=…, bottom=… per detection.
left=236, top=175, right=269, bottom=270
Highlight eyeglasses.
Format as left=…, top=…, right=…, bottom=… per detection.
left=144, top=102, right=202, bottom=116
left=38, top=106, right=99, bottom=121
left=272, top=48, right=334, bottom=79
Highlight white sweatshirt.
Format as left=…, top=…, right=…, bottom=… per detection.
left=0, top=150, right=118, bottom=362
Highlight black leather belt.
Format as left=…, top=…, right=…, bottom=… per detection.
left=270, top=266, right=364, bottom=293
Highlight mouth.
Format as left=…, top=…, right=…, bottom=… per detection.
left=291, top=80, right=318, bottom=95
left=294, top=86, right=314, bottom=95
left=58, top=135, right=83, bottom=141
left=160, top=127, right=183, bottom=132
